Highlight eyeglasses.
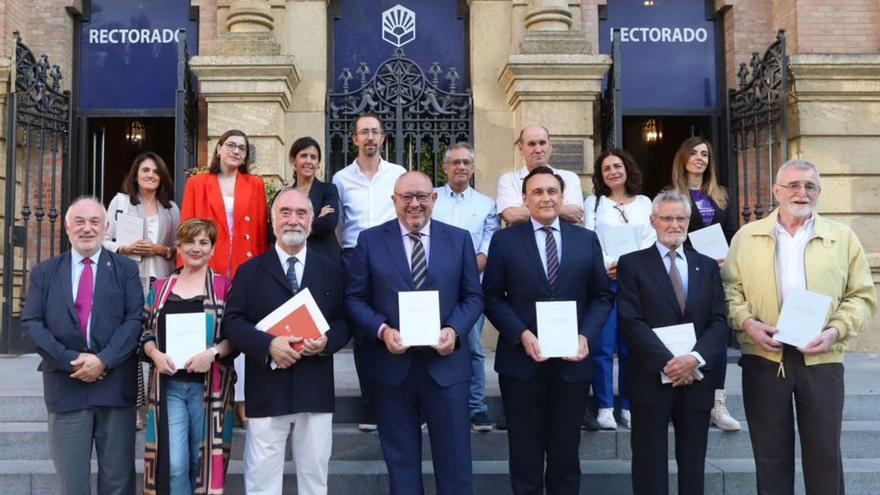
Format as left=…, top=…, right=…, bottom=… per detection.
left=446, top=159, right=473, bottom=167
left=656, top=215, right=689, bottom=224
left=223, top=142, right=247, bottom=154
left=357, top=128, right=383, bottom=137
left=396, top=193, right=432, bottom=204
left=777, top=181, right=819, bottom=194
left=612, top=203, right=629, bottom=224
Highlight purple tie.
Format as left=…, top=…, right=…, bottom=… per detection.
left=542, top=226, right=559, bottom=289
left=75, top=258, right=94, bottom=342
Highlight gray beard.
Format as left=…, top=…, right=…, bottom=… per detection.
left=280, top=231, right=307, bottom=247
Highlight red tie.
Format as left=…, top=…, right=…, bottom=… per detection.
left=75, top=258, right=94, bottom=343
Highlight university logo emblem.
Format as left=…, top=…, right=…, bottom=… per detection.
left=382, top=5, right=416, bottom=48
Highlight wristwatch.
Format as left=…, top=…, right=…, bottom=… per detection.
left=208, top=347, right=220, bottom=360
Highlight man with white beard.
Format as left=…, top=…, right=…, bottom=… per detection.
left=723, top=160, right=876, bottom=495
left=224, top=188, right=351, bottom=495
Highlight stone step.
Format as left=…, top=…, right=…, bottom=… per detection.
left=5, top=392, right=880, bottom=423
left=2, top=458, right=880, bottom=495
left=2, top=421, right=879, bottom=462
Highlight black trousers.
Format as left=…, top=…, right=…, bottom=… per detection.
left=741, top=349, right=845, bottom=495
left=500, top=361, right=589, bottom=495
left=630, top=396, right=710, bottom=495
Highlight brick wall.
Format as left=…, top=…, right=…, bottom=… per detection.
left=793, top=0, right=880, bottom=53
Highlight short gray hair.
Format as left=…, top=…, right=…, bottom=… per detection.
left=65, top=196, right=108, bottom=227
left=442, top=142, right=475, bottom=165
left=652, top=189, right=692, bottom=217
left=776, top=159, right=821, bottom=186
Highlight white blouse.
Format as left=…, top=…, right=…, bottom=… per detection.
left=584, top=194, right=656, bottom=268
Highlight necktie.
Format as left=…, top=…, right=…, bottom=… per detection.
left=286, top=256, right=299, bottom=293
left=75, top=258, right=94, bottom=343
left=408, top=232, right=427, bottom=289
left=542, top=226, right=559, bottom=289
left=667, top=250, right=686, bottom=312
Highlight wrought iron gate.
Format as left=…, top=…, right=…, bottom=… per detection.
left=174, top=29, right=197, bottom=205
left=727, top=30, right=790, bottom=223
left=600, top=29, right=622, bottom=151
left=326, top=48, right=473, bottom=183
left=2, top=33, right=71, bottom=352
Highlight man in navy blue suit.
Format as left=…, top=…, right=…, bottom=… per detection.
left=617, top=189, right=729, bottom=495
left=224, top=188, right=350, bottom=495
left=23, top=197, right=144, bottom=495
left=345, top=171, right=483, bottom=495
left=483, top=166, right=613, bottom=495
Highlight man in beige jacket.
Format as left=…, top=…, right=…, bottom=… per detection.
left=722, top=159, right=877, bottom=495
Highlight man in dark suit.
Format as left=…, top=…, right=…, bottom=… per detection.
left=345, top=171, right=483, bottom=495
left=22, top=197, right=144, bottom=495
left=483, top=166, right=613, bottom=495
left=223, top=188, right=350, bottom=495
left=617, top=189, right=729, bottom=495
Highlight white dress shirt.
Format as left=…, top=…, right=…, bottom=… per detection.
left=398, top=220, right=431, bottom=270
left=332, top=158, right=406, bottom=248
left=496, top=166, right=584, bottom=215
left=530, top=218, right=562, bottom=277
left=71, top=248, right=102, bottom=345
left=432, top=185, right=499, bottom=256
left=584, top=194, right=656, bottom=268
left=775, top=215, right=815, bottom=303
left=274, top=242, right=306, bottom=288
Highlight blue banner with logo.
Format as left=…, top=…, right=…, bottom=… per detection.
left=331, top=0, right=468, bottom=91
left=599, top=0, right=718, bottom=111
left=79, top=0, right=198, bottom=111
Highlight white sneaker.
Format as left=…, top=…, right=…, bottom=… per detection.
left=596, top=408, right=617, bottom=430
left=711, top=390, right=741, bottom=431
left=619, top=409, right=632, bottom=429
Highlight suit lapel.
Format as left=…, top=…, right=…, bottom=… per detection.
left=384, top=222, right=414, bottom=288
left=645, top=248, right=683, bottom=317
left=558, top=223, right=575, bottom=286
left=426, top=221, right=447, bottom=287
left=59, top=253, right=78, bottom=323
left=260, top=251, right=294, bottom=295
left=518, top=223, right=549, bottom=289
left=684, top=249, right=703, bottom=315
left=207, top=174, right=230, bottom=238
left=90, top=250, right=115, bottom=329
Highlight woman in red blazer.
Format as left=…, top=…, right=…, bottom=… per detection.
left=181, top=129, right=268, bottom=427
left=181, top=129, right=268, bottom=279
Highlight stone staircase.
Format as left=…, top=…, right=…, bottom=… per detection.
left=1, top=351, right=879, bottom=494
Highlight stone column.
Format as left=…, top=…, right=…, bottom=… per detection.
left=193, top=0, right=297, bottom=181
left=499, top=0, right=609, bottom=182
left=789, top=54, right=880, bottom=351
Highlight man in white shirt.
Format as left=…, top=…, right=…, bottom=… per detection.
left=432, top=142, right=500, bottom=432
left=496, top=124, right=585, bottom=226
left=331, top=112, right=406, bottom=431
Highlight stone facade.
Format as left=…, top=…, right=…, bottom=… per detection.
left=0, top=0, right=878, bottom=348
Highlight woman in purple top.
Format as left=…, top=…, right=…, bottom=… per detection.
left=670, top=136, right=740, bottom=432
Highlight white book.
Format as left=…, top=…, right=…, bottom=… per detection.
left=399, top=291, right=441, bottom=346
left=601, top=224, right=640, bottom=260
left=164, top=312, right=207, bottom=371
left=115, top=213, right=144, bottom=262
left=688, top=223, right=729, bottom=260
left=536, top=300, right=579, bottom=358
left=774, top=288, right=833, bottom=348
left=653, top=322, right=704, bottom=384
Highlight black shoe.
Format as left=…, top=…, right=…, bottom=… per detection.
left=581, top=411, right=600, bottom=431
left=471, top=412, right=493, bottom=432
left=358, top=407, right=378, bottom=432
left=495, top=415, right=507, bottom=431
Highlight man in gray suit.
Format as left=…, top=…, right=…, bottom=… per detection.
left=23, top=197, right=143, bottom=495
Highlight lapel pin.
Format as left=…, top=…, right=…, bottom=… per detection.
left=106, top=261, right=112, bottom=267
left=695, top=266, right=700, bottom=272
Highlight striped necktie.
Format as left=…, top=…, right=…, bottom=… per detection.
left=286, top=256, right=299, bottom=293
left=408, top=232, right=427, bottom=289
left=667, top=250, right=686, bottom=312
left=542, top=226, right=559, bottom=289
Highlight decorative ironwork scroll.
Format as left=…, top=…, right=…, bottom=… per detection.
left=2, top=32, right=71, bottom=352
left=326, top=48, right=473, bottom=183
left=601, top=29, right=622, bottom=151
left=174, top=29, right=197, bottom=205
left=727, top=29, right=790, bottom=223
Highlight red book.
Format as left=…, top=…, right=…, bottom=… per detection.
left=255, top=288, right=330, bottom=354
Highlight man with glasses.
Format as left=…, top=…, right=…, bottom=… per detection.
left=431, top=142, right=500, bottom=432
left=346, top=171, right=483, bottom=494
left=723, top=160, right=876, bottom=494
left=616, top=190, right=729, bottom=495
left=496, top=124, right=585, bottom=226
left=332, top=112, right=406, bottom=431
